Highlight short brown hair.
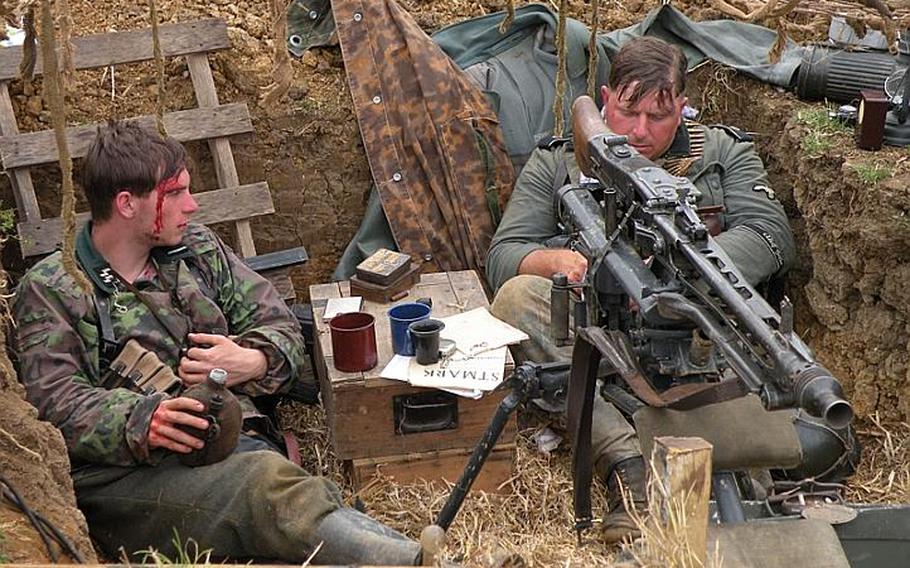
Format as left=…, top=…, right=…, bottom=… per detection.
left=608, top=37, right=687, bottom=109
left=82, top=121, right=187, bottom=221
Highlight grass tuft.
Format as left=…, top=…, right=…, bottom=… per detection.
left=796, top=107, right=849, bottom=156
left=851, top=163, right=892, bottom=184
left=134, top=529, right=215, bottom=566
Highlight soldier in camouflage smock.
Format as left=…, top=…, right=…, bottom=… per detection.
left=13, top=122, right=422, bottom=565
left=486, top=37, right=796, bottom=544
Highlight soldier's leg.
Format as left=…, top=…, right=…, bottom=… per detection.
left=490, top=274, right=576, bottom=363
left=74, top=444, right=420, bottom=564
left=492, top=275, right=645, bottom=542
left=491, top=274, right=641, bottom=463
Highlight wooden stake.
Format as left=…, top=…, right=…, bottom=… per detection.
left=652, top=436, right=713, bottom=566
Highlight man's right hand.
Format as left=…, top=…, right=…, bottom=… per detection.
left=517, top=249, right=588, bottom=282
left=147, top=397, right=210, bottom=453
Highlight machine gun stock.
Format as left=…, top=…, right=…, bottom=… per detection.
left=562, top=96, right=852, bottom=429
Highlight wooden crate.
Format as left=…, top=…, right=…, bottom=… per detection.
left=310, top=271, right=516, bottom=461
left=350, top=444, right=516, bottom=494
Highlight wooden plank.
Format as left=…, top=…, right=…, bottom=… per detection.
left=351, top=444, right=516, bottom=494
left=0, top=103, right=252, bottom=169
left=448, top=270, right=491, bottom=312
left=18, top=182, right=274, bottom=257
left=186, top=53, right=256, bottom=258
left=652, top=436, right=713, bottom=566
left=0, top=82, right=40, bottom=222
left=0, top=19, right=231, bottom=82
left=257, top=266, right=296, bottom=302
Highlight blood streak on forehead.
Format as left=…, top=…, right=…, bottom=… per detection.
left=153, top=169, right=186, bottom=234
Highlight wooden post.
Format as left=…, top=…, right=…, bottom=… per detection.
left=652, top=436, right=713, bottom=566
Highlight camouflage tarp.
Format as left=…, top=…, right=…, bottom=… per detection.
left=332, top=0, right=515, bottom=273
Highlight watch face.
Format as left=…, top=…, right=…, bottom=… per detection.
left=858, top=99, right=866, bottom=125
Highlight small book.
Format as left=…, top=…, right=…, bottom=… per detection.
left=355, top=249, right=412, bottom=286
left=323, top=296, right=364, bottom=320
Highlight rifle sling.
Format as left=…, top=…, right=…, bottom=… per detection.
left=92, top=291, right=119, bottom=373
left=568, top=326, right=750, bottom=538
left=567, top=326, right=599, bottom=539
left=114, top=268, right=190, bottom=351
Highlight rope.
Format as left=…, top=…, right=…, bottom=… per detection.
left=552, top=0, right=568, bottom=137
left=0, top=472, right=85, bottom=563
left=587, top=0, right=600, bottom=98
left=261, top=0, right=294, bottom=107
left=56, top=0, right=76, bottom=90
left=499, top=0, right=516, bottom=33
left=19, top=4, right=36, bottom=79
left=149, top=0, right=167, bottom=136
left=39, top=0, right=90, bottom=294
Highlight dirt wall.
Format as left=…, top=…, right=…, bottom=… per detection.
left=690, top=69, right=910, bottom=421
left=0, top=369, right=96, bottom=563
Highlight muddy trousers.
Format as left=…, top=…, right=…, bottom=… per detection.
left=72, top=437, right=343, bottom=562
left=491, top=274, right=642, bottom=473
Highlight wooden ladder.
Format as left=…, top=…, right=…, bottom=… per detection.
left=0, top=19, right=305, bottom=298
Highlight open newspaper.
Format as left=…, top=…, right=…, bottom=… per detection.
left=380, top=307, right=528, bottom=398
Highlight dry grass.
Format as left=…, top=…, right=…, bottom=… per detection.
left=280, top=401, right=910, bottom=566
left=847, top=414, right=910, bottom=505
left=281, top=402, right=618, bottom=566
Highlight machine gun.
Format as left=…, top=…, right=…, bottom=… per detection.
left=435, top=95, right=853, bottom=536
left=559, top=95, right=853, bottom=534
left=558, top=95, right=852, bottom=424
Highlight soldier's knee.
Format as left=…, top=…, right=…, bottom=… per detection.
left=232, top=451, right=343, bottom=504
left=491, top=274, right=551, bottom=323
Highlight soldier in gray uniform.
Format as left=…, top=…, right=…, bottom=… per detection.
left=13, top=122, right=422, bottom=565
left=487, top=37, right=796, bottom=543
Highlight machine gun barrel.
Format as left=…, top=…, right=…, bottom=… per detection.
left=567, top=96, right=853, bottom=428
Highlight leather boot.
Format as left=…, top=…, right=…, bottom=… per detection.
left=308, top=507, right=422, bottom=565
left=598, top=455, right=648, bottom=544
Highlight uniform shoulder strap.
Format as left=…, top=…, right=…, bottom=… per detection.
left=92, top=290, right=120, bottom=373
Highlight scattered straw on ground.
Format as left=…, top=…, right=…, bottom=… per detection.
left=282, top=400, right=910, bottom=566
left=848, top=414, right=910, bottom=505
left=281, top=401, right=617, bottom=566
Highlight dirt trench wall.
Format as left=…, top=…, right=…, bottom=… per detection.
left=691, top=70, right=910, bottom=421
left=0, top=372, right=97, bottom=563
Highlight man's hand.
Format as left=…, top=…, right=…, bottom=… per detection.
left=178, top=332, right=267, bottom=387
left=147, top=397, right=209, bottom=453
left=517, top=249, right=588, bottom=283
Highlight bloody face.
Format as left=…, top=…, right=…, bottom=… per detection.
left=601, top=83, right=687, bottom=160
left=136, top=168, right=198, bottom=245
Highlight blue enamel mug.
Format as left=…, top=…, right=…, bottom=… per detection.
left=388, top=301, right=431, bottom=356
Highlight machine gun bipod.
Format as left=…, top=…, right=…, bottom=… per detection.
left=434, top=361, right=570, bottom=530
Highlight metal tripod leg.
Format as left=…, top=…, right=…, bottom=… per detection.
left=434, top=388, right=524, bottom=530
left=435, top=362, right=570, bottom=530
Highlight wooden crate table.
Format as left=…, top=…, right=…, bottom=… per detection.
left=310, top=271, right=517, bottom=492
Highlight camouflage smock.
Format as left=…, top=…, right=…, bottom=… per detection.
left=486, top=122, right=797, bottom=292
left=13, top=223, right=306, bottom=467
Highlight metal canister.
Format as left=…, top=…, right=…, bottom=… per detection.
left=178, top=368, right=242, bottom=467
